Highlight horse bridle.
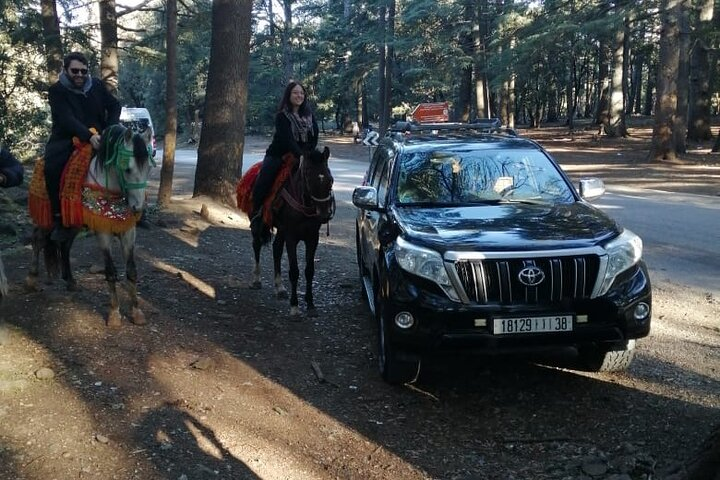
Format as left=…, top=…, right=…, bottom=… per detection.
left=101, top=132, right=154, bottom=194
left=280, top=154, right=335, bottom=222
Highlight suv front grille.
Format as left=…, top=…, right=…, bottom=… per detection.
left=454, top=255, right=600, bottom=305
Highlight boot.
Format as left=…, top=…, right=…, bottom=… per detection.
left=50, top=215, right=73, bottom=243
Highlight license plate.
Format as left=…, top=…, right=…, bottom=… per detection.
left=493, top=315, right=573, bottom=335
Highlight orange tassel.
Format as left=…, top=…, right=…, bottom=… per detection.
left=28, top=157, right=53, bottom=229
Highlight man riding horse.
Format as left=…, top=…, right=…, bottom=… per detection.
left=44, top=51, right=120, bottom=242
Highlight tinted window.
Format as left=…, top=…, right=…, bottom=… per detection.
left=395, top=148, right=574, bottom=205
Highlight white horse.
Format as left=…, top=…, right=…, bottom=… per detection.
left=27, top=124, right=154, bottom=328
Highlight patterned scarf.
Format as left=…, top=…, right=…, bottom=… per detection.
left=284, top=111, right=313, bottom=143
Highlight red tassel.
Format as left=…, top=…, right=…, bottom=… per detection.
left=236, top=153, right=297, bottom=226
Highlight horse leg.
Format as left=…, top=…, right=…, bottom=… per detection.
left=26, top=228, right=44, bottom=291
left=249, top=234, right=263, bottom=289
left=285, top=237, right=301, bottom=316
left=59, top=235, right=78, bottom=291
left=304, top=233, right=320, bottom=318
left=272, top=230, right=287, bottom=298
left=120, top=228, right=145, bottom=326
left=97, top=233, right=122, bottom=328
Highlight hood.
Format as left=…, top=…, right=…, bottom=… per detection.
left=393, top=202, right=619, bottom=252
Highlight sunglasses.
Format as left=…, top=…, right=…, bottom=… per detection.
left=69, top=67, right=88, bottom=75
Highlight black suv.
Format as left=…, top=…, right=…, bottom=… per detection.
left=352, top=122, right=651, bottom=384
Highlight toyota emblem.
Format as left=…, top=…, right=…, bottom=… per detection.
left=518, top=266, right=545, bottom=286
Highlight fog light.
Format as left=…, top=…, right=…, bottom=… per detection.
left=395, top=312, right=415, bottom=329
left=633, top=302, right=650, bottom=321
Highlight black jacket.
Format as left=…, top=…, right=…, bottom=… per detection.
left=0, top=146, right=23, bottom=187
left=265, top=111, right=319, bottom=158
left=45, top=77, right=121, bottom=163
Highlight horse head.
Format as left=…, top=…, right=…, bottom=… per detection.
left=301, top=146, right=334, bottom=223
left=95, top=124, right=154, bottom=213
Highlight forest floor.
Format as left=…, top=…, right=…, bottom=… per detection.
left=0, top=122, right=719, bottom=480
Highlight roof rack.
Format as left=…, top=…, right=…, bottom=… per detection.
left=389, top=119, right=517, bottom=136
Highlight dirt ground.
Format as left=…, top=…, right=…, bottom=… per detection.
left=0, top=125, right=719, bottom=480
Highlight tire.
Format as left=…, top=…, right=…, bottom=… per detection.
left=578, top=340, right=636, bottom=372
left=376, top=292, right=420, bottom=385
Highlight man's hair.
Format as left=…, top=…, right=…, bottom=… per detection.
left=63, top=52, right=88, bottom=69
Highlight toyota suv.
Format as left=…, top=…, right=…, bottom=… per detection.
left=352, top=122, right=651, bottom=384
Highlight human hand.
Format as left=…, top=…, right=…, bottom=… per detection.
left=90, top=134, right=101, bottom=150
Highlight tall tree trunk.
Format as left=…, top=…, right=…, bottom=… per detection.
left=40, top=0, right=62, bottom=86
left=595, top=43, right=610, bottom=127
left=687, top=0, right=714, bottom=141
left=193, top=0, right=253, bottom=204
left=383, top=0, right=395, bottom=128
left=282, top=0, right=293, bottom=84
left=377, top=0, right=388, bottom=134
left=673, top=0, right=691, bottom=153
left=650, top=0, right=681, bottom=161
left=157, top=0, right=178, bottom=208
left=98, top=0, right=119, bottom=95
left=607, top=12, right=628, bottom=137
left=474, top=0, right=490, bottom=119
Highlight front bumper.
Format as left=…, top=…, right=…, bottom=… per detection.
left=381, top=262, right=651, bottom=355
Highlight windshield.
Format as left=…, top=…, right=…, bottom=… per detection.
left=395, top=147, right=575, bottom=205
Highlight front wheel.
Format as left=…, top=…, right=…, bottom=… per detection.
left=376, top=294, right=420, bottom=385
left=577, top=340, right=636, bottom=372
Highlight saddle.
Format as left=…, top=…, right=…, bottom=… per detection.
left=236, top=152, right=296, bottom=226
left=29, top=137, right=94, bottom=230
left=29, top=136, right=139, bottom=234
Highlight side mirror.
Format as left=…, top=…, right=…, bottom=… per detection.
left=578, top=178, right=606, bottom=202
left=352, top=186, right=379, bottom=210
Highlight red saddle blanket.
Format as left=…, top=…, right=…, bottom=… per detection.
left=236, top=152, right=296, bottom=226
left=28, top=137, right=139, bottom=234
left=29, top=137, right=94, bottom=230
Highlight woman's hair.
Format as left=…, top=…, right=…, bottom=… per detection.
left=63, top=51, right=89, bottom=69
left=278, top=81, right=312, bottom=117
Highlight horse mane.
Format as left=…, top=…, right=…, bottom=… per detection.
left=93, top=125, right=150, bottom=177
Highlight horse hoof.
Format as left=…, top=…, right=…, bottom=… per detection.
left=249, top=281, right=262, bottom=290
left=307, top=307, right=319, bottom=318
left=276, top=288, right=288, bottom=299
left=289, top=306, right=301, bottom=316
left=131, top=308, right=147, bottom=326
left=107, top=311, right=122, bottom=328
left=66, top=281, right=79, bottom=292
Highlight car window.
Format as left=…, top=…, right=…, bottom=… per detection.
left=396, top=148, right=574, bottom=205
left=121, top=119, right=151, bottom=134
left=368, top=146, right=393, bottom=207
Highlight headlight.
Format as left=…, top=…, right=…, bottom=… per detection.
left=596, top=229, right=643, bottom=296
left=395, top=237, right=460, bottom=301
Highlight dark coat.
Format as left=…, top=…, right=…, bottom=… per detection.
left=265, top=112, right=319, bottom=158
left=44, top=77, right=121, bottom=165
left=0, top=147, right=23, bottom=187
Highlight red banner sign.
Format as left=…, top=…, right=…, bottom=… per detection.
left=409, top=102, right=449, bottom=123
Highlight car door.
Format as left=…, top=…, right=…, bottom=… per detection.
left=358, top=145, right=392, bottom=274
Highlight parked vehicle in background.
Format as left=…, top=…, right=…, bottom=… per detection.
left=352, top=121, right=652, bottom=384
left=120, top=107, right=156, bottom=158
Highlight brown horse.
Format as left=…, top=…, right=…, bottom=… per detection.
left=27, top=125, right=154, bottom=328
left=238, top=147, right=334, bottom=317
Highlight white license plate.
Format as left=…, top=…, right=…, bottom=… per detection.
left=493, top=315, right=573, bottom=335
